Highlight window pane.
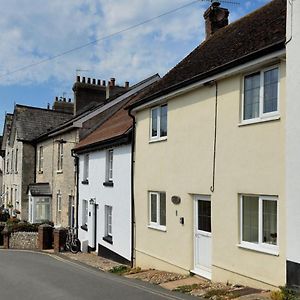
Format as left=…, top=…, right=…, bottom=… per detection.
left=263, top=200, right=277, bottom=245
left=159, top=192, right=166, bottom=226
left=198, top=200, right=211, bottom=232
left=151, top=108, right=158, bottom=137
left=160, top=105, right=168, bottom=137
left=244, top=73, right=260, bottom=120
left=242, top=196, right=259, bottom=243
left=264, top=68, right=278, bottom=113
left=150, top=194, right=157, bottom=223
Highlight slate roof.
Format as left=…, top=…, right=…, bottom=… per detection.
left=28, top=183, right=52, bottom=196
left=14, top=105, right=73, bottom=142
left=129, top=0, right=286, bottom=109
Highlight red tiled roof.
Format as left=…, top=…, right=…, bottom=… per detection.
left=75, top=100, right=133, bottom=151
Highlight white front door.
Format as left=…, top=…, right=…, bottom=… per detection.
left=193, top=195, right=212, bottom=279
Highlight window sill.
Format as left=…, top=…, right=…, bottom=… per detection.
left=80, top=225, right=88, bottom=232
left=38, top=171, right=43, bottom=174
left=57, top=170, right=63, bottom=174
left=81, top=179, right=89, bottom=185
left=148, top=225, right=167, bottom=232
left=238, top=243, right=279, bottom=256
left=15, top=171, right=18, bottom=174
left=149, top=136, right=167, bottom=144
left=103, top=236, right=113, bottom=244
left=239, top=115, right=280, bottom=127
left=103, top=181, right=114, bottom=187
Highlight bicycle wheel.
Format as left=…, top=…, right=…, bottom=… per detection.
left=70, top=239, right=80, bottom=254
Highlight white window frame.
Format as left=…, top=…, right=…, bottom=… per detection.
left=148, top=191, right=166, bottom=231
left=83, top=154, right=89, bottom=181
left=150, top=104, right=168, bottom=141
left=239, top=194, right=279, bottom=255
left=15, top=148, right=18, bottom=173
left=241, top=65, right=280, bottom=125
left=106, top=150, right=113, bottom=182
left=39, top=146, right=43, bottom=172
left=82, top=199, right=88, bottom=227
left=105, top=205, right=113, bottom=237
left=57, top=142, right=63, bottom=172
left=56, top=193, right=62, bottom=226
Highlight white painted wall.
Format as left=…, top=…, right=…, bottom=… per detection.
left=78, top=143, right=132, bottom=261
left=286, top=0, right=300, bottom=264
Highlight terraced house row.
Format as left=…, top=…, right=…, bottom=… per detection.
left=1, top=0, right=300, bottom=291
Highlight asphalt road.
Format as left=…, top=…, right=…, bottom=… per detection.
left=0, top=250, right=196, bottom=300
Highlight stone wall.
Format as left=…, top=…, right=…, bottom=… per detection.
left=9, top=231, right=38, bottom=249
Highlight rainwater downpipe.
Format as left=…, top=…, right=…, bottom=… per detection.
left=128, top=108, right=136, bottom=268
left=210, top=81, right=218, bottom=193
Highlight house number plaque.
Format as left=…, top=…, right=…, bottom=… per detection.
left=171, top=196, right=181, bottom=205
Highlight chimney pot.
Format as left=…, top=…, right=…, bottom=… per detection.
left=87, top=77, right=91, bottom=84
left=102, top=80, right=106, bottom=86
left=55, top=96, right=58, bottom=101
left=92, top=78, right=96, bottom=84
left=125, top=81, right=130, bottom=89
left=97, top=79, right=101, bottom=85
left=110, top=78, right=115, bottom=86
left=76, top=76, right=80, bottom=82
left=82, top=77, right=86, bottom=83
left=63, top=98, right=66, bottom=102
left=47, top=103, right=50, bottom=109
left=69, top=98, right=72, bottom=102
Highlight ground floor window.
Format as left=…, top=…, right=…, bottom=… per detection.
left=149, top=191, right=166, bottom=230
left=82, top=199, right=88, bottom=230
left=103, top=205, right=113, bottom=244
left=29, top=197, right=51, bottom=223
left=56, top=193, right=62, bottom=226
left=240, top=194, right=278, bottom=253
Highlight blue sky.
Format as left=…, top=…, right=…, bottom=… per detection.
left=0, top=0, right=270, bottom=130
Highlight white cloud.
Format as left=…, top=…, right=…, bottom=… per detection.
left=0, top=0, right=207, bottom=89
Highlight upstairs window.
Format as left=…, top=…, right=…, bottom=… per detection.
left=57, top=142, right=63, bottom=171
left=15, top=149, right=18, bottom=173
left=11, top=150, right=14, bottom=173
left=150, top=104, right=168, bottom=140
left=243, top=67, right=279, bottom=122
left=82, top=154, right=89, bottom=184
left=38, top=146, right=43, bottom=172
left=106, top=150, right=113, bottom=182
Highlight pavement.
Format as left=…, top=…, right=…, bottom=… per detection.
left=0, top=249, right=197, bottom=300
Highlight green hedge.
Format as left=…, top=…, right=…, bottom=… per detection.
left=5, top=219, right=54, bottom=233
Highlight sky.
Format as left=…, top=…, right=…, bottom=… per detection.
left=0, top=0, right=271, bottom=130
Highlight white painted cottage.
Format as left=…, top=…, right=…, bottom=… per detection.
left=74, top=75, right=159, bottom=264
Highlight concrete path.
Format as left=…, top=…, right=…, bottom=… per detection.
left=0, top=250, right=196, bottom=300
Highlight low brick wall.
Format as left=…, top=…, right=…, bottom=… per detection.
left=9, top=232, right=38, bottom=250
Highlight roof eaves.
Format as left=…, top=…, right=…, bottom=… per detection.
left=74, top=130, right=132, bottom=154
left=129, top=39, right=286, bottom=111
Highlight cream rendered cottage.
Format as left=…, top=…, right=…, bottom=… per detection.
left=129, top=0, right=286, bottom=289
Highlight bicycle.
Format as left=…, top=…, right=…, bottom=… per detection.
left=65, top=227, right=80, bottom=254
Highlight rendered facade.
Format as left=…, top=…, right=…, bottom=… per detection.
left=129, top=0, right=286, bottom=289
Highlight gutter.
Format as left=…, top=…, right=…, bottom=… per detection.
left=128, top=108, right=136, bottom=268
left=74, top=133, right=132, bottom=155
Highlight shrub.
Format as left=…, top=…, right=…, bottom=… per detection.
left=271, top=287, right=297, bottom=300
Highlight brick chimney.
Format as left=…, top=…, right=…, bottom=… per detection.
left=204, top=1, right=229, bottom=39
left=52, top=96, right=74, bottom=114
left=72, top=76, right=130, bottom=115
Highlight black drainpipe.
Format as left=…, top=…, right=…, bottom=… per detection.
left=128, top=108, right=136, bottom=268
left=210, top=81, right=218, bottom=193
left=71, top=150, right=79, bottom=238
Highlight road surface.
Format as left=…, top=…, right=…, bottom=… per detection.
left=0, top=250, right=196, bottom=300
